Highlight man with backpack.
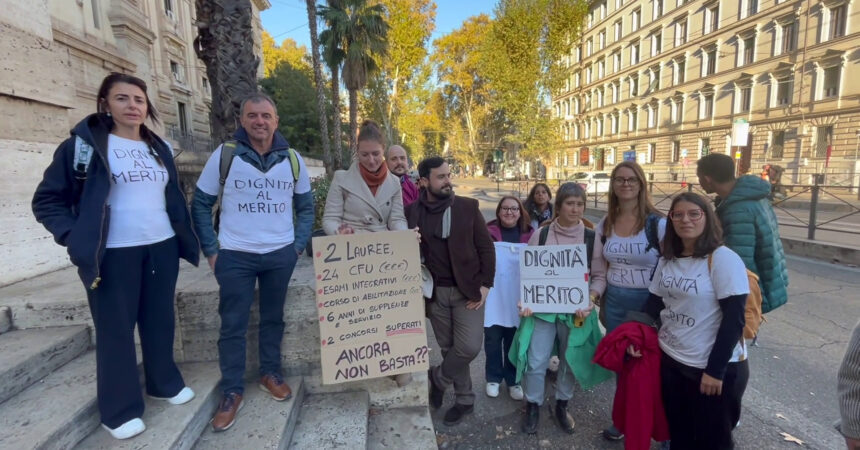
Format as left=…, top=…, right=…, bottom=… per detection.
left=191, top=93, right=313, bottom=432
left=696, top=154, right=788, bottom=315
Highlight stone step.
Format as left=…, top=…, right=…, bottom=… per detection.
left=0, top=351, right=100, bottom=450
left=288, top=391, right=370, bottom=449
left=193, top=376, right=305, bottom=450
left=0, top=306, right=10, bottom=334
left=74, top=361, right=220, bottom=450
left=0, top=325, right=89, bottom=404
left=367, top=406, right=437, bottom=450
left=0, top=262, right=211, bottom=331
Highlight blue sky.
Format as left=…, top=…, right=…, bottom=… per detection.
left=261, top=0, right=498, bottom=49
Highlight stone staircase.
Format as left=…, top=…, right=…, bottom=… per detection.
left=0, top=256, right=437, bottom=449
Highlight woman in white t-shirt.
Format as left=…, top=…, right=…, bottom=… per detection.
left=590, top=161, right=666, bottom=441
left=32, top=73, right=201, bottom=440
left=637, top=192, right=750, bottom=450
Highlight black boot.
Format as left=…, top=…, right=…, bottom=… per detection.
left=553, top=400, right=575, bottom=434
left=522, top=402, right=539, bottom=434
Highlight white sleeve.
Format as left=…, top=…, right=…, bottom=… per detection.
left=648, top=258, right=667, bottom=296
left=294, top=152, right=312, bottom=194
left=196, top=145, right=223, bottom=196
left=711, top=246, right=751, bottom=299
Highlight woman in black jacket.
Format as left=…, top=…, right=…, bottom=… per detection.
left=32, top=73, right=200, bottom=440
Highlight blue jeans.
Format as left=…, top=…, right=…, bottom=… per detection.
left=214, top=244, right=298, bottom=395
left=603, top=285, right=651, bottom=333
left=523, top=318, right=575, bottom=406
left=484, top=325, right=517, bottom=386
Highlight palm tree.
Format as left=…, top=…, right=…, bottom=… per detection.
left=304, top=0, right=333, bottom=175
left=318, top=1, right=346, bottom=170
left=195, top=0, right=260, bottom=143
left=318, top=0, right=388, bottom=160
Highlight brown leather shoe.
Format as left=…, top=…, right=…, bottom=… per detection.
left=211, top=392, right=243, bottom=432
left=259, top=374, right=292, bottom=401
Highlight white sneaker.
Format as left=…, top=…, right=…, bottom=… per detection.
left=102, top=418, right=145, bottom=440
left=150, top=386, right=195, bottom=405
left=508, top=385, right=524, bottom=400
left=486, top=382, right=500, bottom=398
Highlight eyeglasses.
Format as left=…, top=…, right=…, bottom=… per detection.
left=668, top=209, right=704, bottom=221
left=501, top=207, right=520, bottom=213
left=613, top=176, right=640, bottom=185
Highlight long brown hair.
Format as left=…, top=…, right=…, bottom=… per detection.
left=662, top=192, right=723, bottom=259
left=603, top=161, right=661, bottom=237
left=495, top=196, right=531, bottom=233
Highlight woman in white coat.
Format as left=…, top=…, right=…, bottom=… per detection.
left=323, top=120, right=407, bottom=235
left=322, top=120, right=410, bottom=385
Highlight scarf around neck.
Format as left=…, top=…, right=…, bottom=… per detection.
left=359, top=162, right=389, bottom=196
left=417, top=189, right=454, bottom=239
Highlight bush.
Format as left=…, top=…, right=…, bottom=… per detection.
left=310, top=175, right=331, bottom=231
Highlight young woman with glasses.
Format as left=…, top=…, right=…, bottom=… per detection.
left=483, top=196, right=534, bottom=400
left=635, top=192, right=750, bottom=449
left=589, top=160, right=666, bottom=441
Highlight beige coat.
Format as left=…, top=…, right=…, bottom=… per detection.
left=322, top=163, right=408, bottom=235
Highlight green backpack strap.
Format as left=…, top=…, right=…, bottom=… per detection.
left=287, top=148, right=300, bottom=182
left=214, top=141, right=237, bottom=232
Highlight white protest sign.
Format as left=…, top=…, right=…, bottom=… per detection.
left=519, top=244, right=590, bottom=314
left=312, top=230, right=428, bottom=384
left=732, top=119, right=749, bottom=147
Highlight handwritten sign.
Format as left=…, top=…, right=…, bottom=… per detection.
left=519, top=244, right=590, bottom=314
left=312, top=230, right=428, bottom=384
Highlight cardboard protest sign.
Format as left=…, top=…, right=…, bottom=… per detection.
left=312, top=230, right=428, bottom=384
left=519, top=244, right=590, bottom=314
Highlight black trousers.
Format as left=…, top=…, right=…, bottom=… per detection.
left=660, top=352, right=749, bottom=450
left=85, top=237, right=185, bottom=428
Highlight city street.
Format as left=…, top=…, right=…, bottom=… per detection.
left=423, top=178, right=859, bottom=449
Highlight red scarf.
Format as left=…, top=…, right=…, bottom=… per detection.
left=359, top=162, right=389, bottom=196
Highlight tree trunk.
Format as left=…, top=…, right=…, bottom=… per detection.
left=385, top=68, right=400, bottom=145
left=195, top=0, right=260, bottom=144
left=330, top=64, right=344, bottom=170
left=348, top=87, right=358, bottom=162
left=305, top=0, right=333, bottom=176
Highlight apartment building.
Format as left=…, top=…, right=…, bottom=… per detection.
left=0, top=0, right=268, bottom=285
left=551, top=0, right=860, bottom=185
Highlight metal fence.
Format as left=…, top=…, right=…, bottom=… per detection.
left=503, top=175, right=860, bottom=242
left=166, top=125, right=213, bottom=155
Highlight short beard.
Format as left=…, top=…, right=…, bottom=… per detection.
left=429, top=185, right=452, bottom=199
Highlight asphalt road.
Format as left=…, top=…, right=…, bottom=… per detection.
left=423, top=179, right=859, bottom=449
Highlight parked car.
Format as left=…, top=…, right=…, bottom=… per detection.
left=565, top=171, right=611, bottom=194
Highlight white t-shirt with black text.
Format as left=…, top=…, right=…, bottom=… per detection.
left=599, top=216, right=666, bottom=289
left=105, top=134, right=175, bottom=248
left=648, top=246, right=750, bottom=369
left=197, top=145, right=311, bottom=254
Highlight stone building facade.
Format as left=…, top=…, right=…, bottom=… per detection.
left=550, top=0, right=860, bottom=186
left=0, top=0, right=268, bottom=286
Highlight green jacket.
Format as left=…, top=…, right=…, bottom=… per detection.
left=509, top=312, right=612, bottom=390
left=715, top=175, right=788, bottom=312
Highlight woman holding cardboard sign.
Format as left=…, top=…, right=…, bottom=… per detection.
left=510, top=183, right=611, bottom=435
left=322, top=120, right=413, bottom=386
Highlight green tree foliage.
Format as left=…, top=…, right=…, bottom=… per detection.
left=361, top=0, right=436, bottom=150
left=318, top=0, right=389, bottom=159
left=482, top=0, right=587, bottom=159
left=261, top=32, right=312, bottom=78
left=260, top=59, right=326, bottom=159
left=431, top=14, right=504, bottom=170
